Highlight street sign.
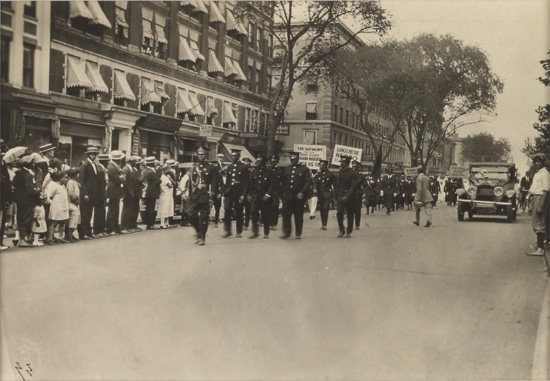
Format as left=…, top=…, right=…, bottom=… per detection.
left=450, top=165, right=468, bottom=177
left=294, top=144, right=326, bottom=170
left=276, top=124, right=290, bottom=136
left=199, top=125, right=213, bottom=137
left=331, top=144, right=362, bottom=166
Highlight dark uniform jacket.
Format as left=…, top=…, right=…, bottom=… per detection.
left=245, top=165, right=274, bottom=200
left=106, top=161, right=124, bottom=200
left=381, top=175, right=397, bottom=196
left=80, top=159, right=102, bottom=202
left=336, top=167, right=357, bottom=200
left=314, top=170, right=337, bottom=200
left=354, top=172, right=368, bottom=197
left=282, top=163, right=312, bottom=201
left=142, top=166, right=161, bottom=199
left=223, top=161, right=249, bottom=198
left=211, top=160, right=225, bottom=195
left=189, top=160, right=218, bottom=203
left=269, top=164, right=285, bottom=199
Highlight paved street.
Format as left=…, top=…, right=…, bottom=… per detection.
left=1, top=204, right=549, bottom=380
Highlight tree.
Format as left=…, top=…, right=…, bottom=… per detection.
left=315, top=34, right=504, bottom=171
left=235, top=1, right=391, bottom=156
left=460, top=132, right=511, bottom=163
left=523, top=51, right=550, bottom=159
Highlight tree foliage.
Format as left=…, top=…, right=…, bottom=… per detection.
left=314, top=33, right=504, bottom=171
left=523, top=51, right=550, bottom=159
left=460, top=132, right=511, bottom=163
left=236, top=1, right=391, bottom=156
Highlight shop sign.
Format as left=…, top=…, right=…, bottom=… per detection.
left=60, top=122, right=103, bottom=139
left=238, top=132, right=259, bottom=138
left=131, top=130, right=140, bottom=156
left=248, top=137, right=267, bottom=149
left=140, top=115, right=182, bottom=133
left=331, top=144, right=362, bottom=166
left=294, top=144, right=326, bottom=170
left=199, top=125, right=213, bottom=137
left=276, top=124, right=290, bottom=136
left=220, top=133, right=246, bottom=145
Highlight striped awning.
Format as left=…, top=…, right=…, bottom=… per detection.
left=226, top=10, right=239, bottom=33
left=155, top=83, right=170, bottom=104
left=85, top=62, right=109, bottom=93
left=188, top=92, right=205, bottom=117
left=114, top=71, right=136, bottom=101
left=208, top=2, right=225, bottom=24
left=87, top=0, right=112, bottom=29
left=179, top=37, right=196, bottom=62
left=188, top=1, right=207, bottom=14
left=155, top=14, right=167, bottom=44
left=177, top=88, right=194, bottom=114
left=69, top=0, right=94, bottom=21
left=142, top=8, right=154, bottom=40
left=223, top=102, right=238, bottom=124
left=232, top=60, right=247, bottom=82
left=207, top=50, right=224, bottom=74
left=141, top=78, right=162, bottom=105
left=224, top=56, right=238, bottom=78
left=66, top=56, right=92, bottom=89
left=189, top=40, right=205, bottom=61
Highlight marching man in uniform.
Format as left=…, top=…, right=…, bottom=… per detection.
left=281, top=151, right=311, bottom=239
left=221, top=149, right=249, bottom=238
left=315, top=159, right=337, bottom=230
left=245, top=154, right=274, bottom=239
left=336, top=155, right=357, bottom=238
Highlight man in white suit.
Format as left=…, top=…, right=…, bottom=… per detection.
left=413, top=166, right=434, bottom=228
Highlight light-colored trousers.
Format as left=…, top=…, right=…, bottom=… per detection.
left=415, top=201, right=432, bottom=223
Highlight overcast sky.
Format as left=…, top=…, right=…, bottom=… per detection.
left=377, top=0, right=549, bottom=174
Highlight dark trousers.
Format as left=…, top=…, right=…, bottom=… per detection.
left=385, top=194, right=394, bottom=214
left=319, top=196, right=331, bottom=227
left=282, top=198, right=306, bottom=237
left=188, top=200, right=210, bottom=239
left=0, top=206, right=6, bottom=245
left=243, top=200, right=251, bottom=228
left=270, top=197, right=280, bottom=227
left=144, top=198, right=157, bottom=228
left=337, top=197, right=355, bottom=234
left=106, top=198, right=121, bottom=233
left=353, top=194, right=363, bottom=228
left=251, top=197, right=272, bottom=236
left=130, top=198, right=140, bottom=229
left=224, top=195, right=244, bottom=234
left=80, top=198, right=104, bottom=237
left=120, top=196, right=133, bottom=231
left=213, top=197, right=222, bottom=223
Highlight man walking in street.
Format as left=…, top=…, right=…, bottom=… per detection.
left=336, top=155, right=357, bottom=238
left=526, top=153, right=550, bottom=256
left=245, top=154, right=274, bottom=239
left=315, top=159, right=337, bottom=230
left=221, top=149, right=249, bottom=238
left=281, top=151, right=312, bottom=239
left=413, top=166, right=434, bottom=228
left=352, top=160, right=367, bottom=230
left=268, top=154, right=285, bottom=231
left=211, top=153, right=226, bottom=227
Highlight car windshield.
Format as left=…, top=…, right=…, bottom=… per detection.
left=469, top=166, right=511, bottom=184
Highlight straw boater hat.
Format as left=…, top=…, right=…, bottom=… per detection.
left=166, top=159, right=176, bottom=167
left=39, top=143, right=55, bottom=153
left=86, top=146, right=100, bottom=155
left=98, top=153, right=111, bottom=161
left=145, top=156, right=156, bottom=165
left=110, top=150, right=124, bottom=161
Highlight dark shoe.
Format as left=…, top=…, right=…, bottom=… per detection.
left=320, top=226, right=327, bottom=230
left=44, top=240, right=55, bottom=245
left=296, top=235, right=301, bottom=239
left=413, top=221, right=419, bottom=226
left=337, top=231, right=345, bottom=238
left=424, top=221, right=432, bottom=228
left=309, top=215, right=315, bottom=220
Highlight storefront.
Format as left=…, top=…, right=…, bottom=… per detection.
left=134, top=114, right=182, bottom=161
left=218, top=133, right=256, bottom=162
left=57, top=119, right=104, bottom=167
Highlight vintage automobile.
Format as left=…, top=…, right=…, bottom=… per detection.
left=456, top=162, right=517, bottom=222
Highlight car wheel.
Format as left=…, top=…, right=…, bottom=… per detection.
left=506, top=205, right=513, bottom=223
left=458, top=205, right=464, bottom=221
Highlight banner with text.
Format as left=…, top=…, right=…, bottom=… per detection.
left=294, top=144, right=327, bottom=170
left=199, top=125, right=213, bottom=137
left=331, top=144, right=363, bottom=166
left=450, top=165, right=468, bottom=177
left=404, top=167, right=419, bottom=177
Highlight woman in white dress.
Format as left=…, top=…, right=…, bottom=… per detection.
left=158, top=165, right=175, bottom=228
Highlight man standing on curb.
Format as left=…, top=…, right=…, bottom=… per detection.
left=105, top=150, right=125, bottom=235
left=526, top=153, right=550, bottom=256
left=413, top=166, right=433, bottom=228
left=142, top=156, right=161, bottom=230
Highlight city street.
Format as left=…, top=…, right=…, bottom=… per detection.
left=1, top=204, right=549, bottom=380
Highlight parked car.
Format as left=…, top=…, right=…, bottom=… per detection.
left=456, top=162, right=517, bottom=222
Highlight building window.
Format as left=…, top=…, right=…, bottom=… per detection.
left=304, top=130, right=317, bottom=145
left=268, top=33, right=273, bottom=58
left=305, top=102, right=317, bottom=120
left=256, top=27, right=262, bottom=51
left=115, top=1, right=129, bottom=45
left=22, top=44, right=34, bottom=88
left=340, top=107, right=343, bottom=124
left=141, top=8, right=155, bottom=55
left=24, top=1, right=36, bottom=18
left=248, top=23, right=253, bottom=45
left=334, top=105, right=338, bottom=122
left=248, top=65, right=254, bottom=92
left=346, top=110, right=349, bottom=126
left=255, top=69, right=261, bottom=93
left=154, top=14, right=167, bottom=59
left=1, top=36, right=9, bottom=82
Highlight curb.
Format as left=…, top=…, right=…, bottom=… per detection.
left=532, top=280, right=550, bottom=379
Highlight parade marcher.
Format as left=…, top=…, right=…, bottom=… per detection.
left=315, top=159, right=337, bottom=230
left=364, top=176, right=378, bottom=215
left=245, top=154, right=274, bottom=239
left=66, top=168, right=81, bottom=242
left=211, top=153, right=226, bottom=227
left=241, top=157, right=253, bottom=230
left=281, top=151, right=312, bottom=239
left=268, top=154, right=285, bottom=231
left=12, top=155, right=41, bottom=247
left=142, top=156, right=161, bottom=230
left=158, top=164, right=175, bottom=228
left=121, top=155, right=139, bottom=233
left=186, top=145, right=219, bottom=246
left=336, top=155, right=357, bottom=238
left=403, top=176, right=415, bottom=210
left=429, top=176, right=440, bottom=207
left=308, top=169, right=318, bottom=220
left=105, top=150, right=125, bottom=235
left=352, top=161, right=367, bottom=230
left=526, top=153, right=550, bottom=256
left=413, top=167, right=433, bottom=228
left=221, top=149, right=249, bottom=238
left=380, top=171, right=397, bottom=216
left=1, top=143, right=13, bottom=250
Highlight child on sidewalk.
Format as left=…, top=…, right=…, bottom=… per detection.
left=66, top=168, right=80, bottom=243
left=45, top=171, right=70, bottom=245
left=31, top=201, right=47, bottom=247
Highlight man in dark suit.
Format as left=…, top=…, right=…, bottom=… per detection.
left=315, top=159, right=337, bottom=230
left=281, top=151, right=312, bottom=239
left=245, top=154, right=274, bottom=239
left=211, top=153, right=226, bottom=227
left=129, top=157, right=144, bottom=231
left=142, top=156, right=161, bottom=230
left=381, top=170, right=397, bottom=215
left=221, top=149, right=249, bottom=238
left=105, top=150, right=125, bottom=235
left=352, top=160, right=367, bottom=230
left=120, top=155, right=139, bottom=233
left=79, top=146, right=102, bottom=240
left=0, top=142, right=13, bottom=250
left=268, top=155, right=285, bottom=231
left=12, top=155, right=41, bottom=247
left=336, top=155, right=358, bottom=238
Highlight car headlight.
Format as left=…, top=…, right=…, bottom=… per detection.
left=494, top=187, right=504, bottom=196
left=467, top=186, right=476, bottom=196
left=506, top=189, right=516, bottom=198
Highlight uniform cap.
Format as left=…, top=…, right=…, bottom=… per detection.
left=256, top=154, right=268, bottom=161
left=340, top=155, right=352, bottom=162
left=319, top=159, right=329, bottom=165
left=217, top=153, right=225, bottom=158
left=289, top=151, right=300, bottom=159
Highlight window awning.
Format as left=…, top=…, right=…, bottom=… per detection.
left=87, top=0, right=112, bottom=29
left=232, top=60, right=247, bottom=82
left=115, top=6, right=129, bottom=29
left=69, top=0, right=94, bottom=21
left=155, top=83, right=170, bottom=104
left=223, top=102, right=238, bottom=124
left=188, top=0, right=207, bottom=14
left=67, top=56, right=92, bottom=89
left=177, top=88, right=194, bottom=114
left=306, top=102, right=318, bottom=114
left=178, top=37, right=196, bottom=63
left=141, top=78, right=162, bottom=105
left=155, top=14, right=167, bottom=44
left=224, top=56, right=238, bottom=78
left=208, top=2, right=225, bottom=24
left=226, top=10, right=240, bottom=34
left=189, top=40, right=205, bottom=61
left=142, top=8, right=154, bottom=40
left=114, top=71, right=136, bottom=101
left=207, top=50, right=224, bottom=74
left=85, top=62, right=109, bottom=93
left=180, top=1, right=195, bottom=7
left=188, top=92, right=205, bottom=117
left=221, top=143, right=255, bottom=163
